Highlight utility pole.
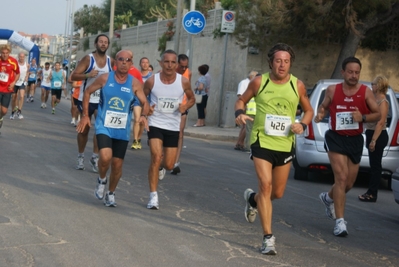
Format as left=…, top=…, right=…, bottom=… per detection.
left=108, top=0, right=115, bottom=57
left=174, top=0, right=183, bottom=53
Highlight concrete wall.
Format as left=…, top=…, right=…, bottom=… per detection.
left=74, top=10, right=399, bottom=128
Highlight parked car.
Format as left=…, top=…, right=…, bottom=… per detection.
left=293, top=79, right=399, bottom=188
left=392, top=168, right=399, bottom=204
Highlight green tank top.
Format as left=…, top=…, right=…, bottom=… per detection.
left=250, top=73, right=299, bottom=152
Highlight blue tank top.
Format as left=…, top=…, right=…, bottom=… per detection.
left=95, top=72, right=135, bottom=141
left=51, top=70, right=63, bottom=89
left=28, top=65, right=37, bottom=81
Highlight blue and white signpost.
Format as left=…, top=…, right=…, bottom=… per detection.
left=182, top=10, right=206, bottom=35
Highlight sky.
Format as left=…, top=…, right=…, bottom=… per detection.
left=2, top=0, right=103, bottom=35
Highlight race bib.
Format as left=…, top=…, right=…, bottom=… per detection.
left=92, top=90, right=101, bottom=98
left=335, top=112, right=359, bottom=130
left=54, top=81, right=62, bottom=88
left=104, top=111, right=128, bottom=129
left=0, top=72, right=9, bottom=82
left=264, top=114, right=292, bottom=137
left=158, top=97, right=179, bottom=113
left=29, top=73, right=36, bottom=79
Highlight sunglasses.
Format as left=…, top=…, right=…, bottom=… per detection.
left=117, top=57, right=132, bottom=62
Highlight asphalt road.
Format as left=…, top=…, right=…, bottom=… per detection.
left=0, top=94, right=398, bottom=267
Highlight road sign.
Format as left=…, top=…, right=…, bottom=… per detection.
left=221, top=10, right=236, bottom=33
left=182, top=10, right=206, bottom=35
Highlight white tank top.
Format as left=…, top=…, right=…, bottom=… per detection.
left=148, top=73, right=184, bottom=131
left=41, top=68, right=52, bottom=87
left=78, top=53, right=112, bottom=103
left=16, top=62, right=28, bottom=86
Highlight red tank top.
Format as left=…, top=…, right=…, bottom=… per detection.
left=329, top=83, right=369, bottom=136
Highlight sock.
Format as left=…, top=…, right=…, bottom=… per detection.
left=249, top=192, right=257, bottom=208
left=336, top=218, right=344, bottom=224
left=99, top=177, right=106, bottom=183
left=78, top=153, right=84, bottom=157
left=159, top=167, right=163, bottom=170
left=325, top=193, right=333, bottom=203
left=92, top=153, right=98, bottom=159
left=150, top=191, right=157, bottom=198
left=264, top=234, right=273, bottom=239
left=108, top=191, right=114, bottom=195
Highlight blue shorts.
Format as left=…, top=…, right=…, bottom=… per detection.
left=41, top=86, right=51, bottom=91
left=77, top=100, right=99, bottom=117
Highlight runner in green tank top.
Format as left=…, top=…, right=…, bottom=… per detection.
left=235, top=43, right=314, bottom=255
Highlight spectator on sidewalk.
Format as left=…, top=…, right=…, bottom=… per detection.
left=234, top=70, right=258, bottom=150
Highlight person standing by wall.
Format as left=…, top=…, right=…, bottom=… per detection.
left=193, top=64, right=209, bottom=127
left=234, top=71, right=258, bottom=150
left=358, top=75, right=389, bottom=202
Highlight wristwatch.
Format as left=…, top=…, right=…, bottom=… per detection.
left=362, top=115, right=366, bottom=122
left=300, top=122, right=307, bottom=131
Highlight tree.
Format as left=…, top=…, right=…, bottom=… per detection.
left=74, top=5, right=108, bottom=35
left=232, top=0, right=399, bottom=78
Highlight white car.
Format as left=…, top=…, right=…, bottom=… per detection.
left=392, top=168, right=399, bottom=204
left=293, top=79, right=399, bottom=188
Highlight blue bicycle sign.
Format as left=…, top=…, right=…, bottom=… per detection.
left=184, top=17, right=204, bottom=28
left=182, top=11, right=206, bottom=34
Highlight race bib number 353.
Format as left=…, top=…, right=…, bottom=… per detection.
left=104, top=111, right=128, bottom=129
left=265, top=114, right=292, bottom=137
left=335, top=112, right=359, bottom=130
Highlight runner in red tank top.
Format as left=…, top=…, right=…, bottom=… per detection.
left=314, top=56, right=380, bottom=237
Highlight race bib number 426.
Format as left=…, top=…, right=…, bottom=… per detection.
left=264, top=114, right=292, bottom=137
left=104, top=111, right=128, bottom=129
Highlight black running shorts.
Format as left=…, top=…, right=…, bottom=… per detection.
left=96, top=134, right=129, bottom=159
left=324, top=130, right=364, bottom=164
left=250, top=138, right=294, bottom=168
left=147, top=126, right=179, bottom=147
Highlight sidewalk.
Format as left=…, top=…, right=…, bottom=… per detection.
left=184, top=119, right=240, bottom=143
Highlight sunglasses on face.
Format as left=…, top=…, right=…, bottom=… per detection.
left=117, top=57, right=132, bottom=62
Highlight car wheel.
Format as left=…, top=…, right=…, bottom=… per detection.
left=293, top=156, right=309, bottom=181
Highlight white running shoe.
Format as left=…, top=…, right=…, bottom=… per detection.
left=319, top=192, right=336, bottom=220
left=41, top=103, right=45, bottom=109
left=90, top=156, right=99, bottom=173
left=334, top=219, right=348, bottom=237
left=159, top=168, right=166, bottom=181
left=261, top=235, right=276, bottom=255
left=44, top=103, right=47, bottom=109
left=76, top=155, right=85, bottom=170
left=18, top=113, right=23, bottom=119
left=10, top=113, right=14, bottom=120
left=71, top=118, right=75, bottom=125
left=95, top=177, right=107, bottom=200
left=147, top=193, right=159, bottom=210
left=104, top=192, right=116, bottom=207
left=244, top=188, right=257, bottom=223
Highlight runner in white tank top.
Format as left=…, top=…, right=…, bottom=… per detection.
left=71, top=34, right=114, bottom=173
left=10, top=52, right=29, bottom=119
left=143, top=50, right=195, bottom=210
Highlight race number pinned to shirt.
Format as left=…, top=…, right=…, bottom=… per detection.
left=158, top=97, right=179, bottom=113
left=104, top=111, right=128, bottom=129
left=335, top=112, right=359, bottom=130
left=0, top=73, right=9, bottom=83
left=265, top=114, right=292, bottom=137
left=54, top=81, right=62, bottom=88
left=29, top=73, right=36, bottom=79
